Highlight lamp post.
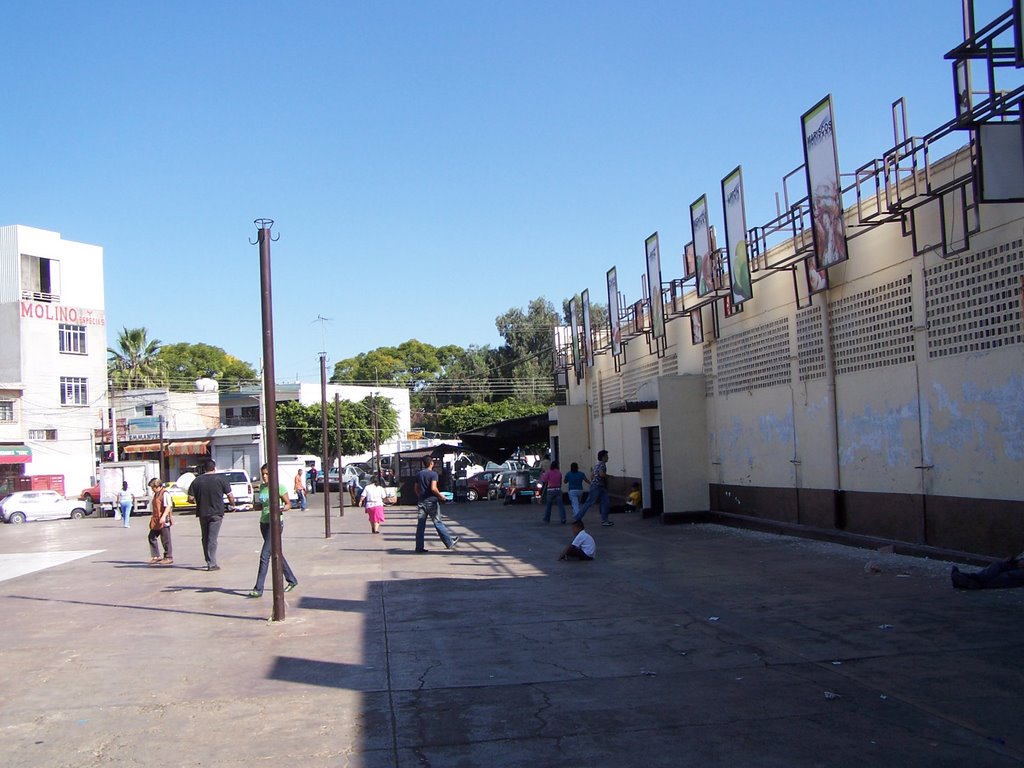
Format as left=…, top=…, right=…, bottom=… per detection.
left=255, top=218, right=286, bottom=622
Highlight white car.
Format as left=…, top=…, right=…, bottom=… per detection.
left=0, top=490, right=88, bottom=524
left=208, top=469, right=255, bottom=506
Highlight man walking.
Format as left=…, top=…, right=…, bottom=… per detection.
left=575, top=450, right=613, bottom=527
left=187, top=459, right=236, bottom=571
left=294, top=468, right=308, bottom=510
left=414, top=457, right=459, bottom=552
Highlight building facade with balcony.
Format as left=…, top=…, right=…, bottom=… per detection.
left=0, top=225, right=107, bottom=495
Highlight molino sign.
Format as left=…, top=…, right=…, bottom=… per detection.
left=20, top=301, right=106, bottom=326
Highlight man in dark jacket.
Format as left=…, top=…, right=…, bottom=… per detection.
left=187, top=459, right=235, bottom=571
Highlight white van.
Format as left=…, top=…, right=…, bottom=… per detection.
left=276, top=454, right=319, bottom=501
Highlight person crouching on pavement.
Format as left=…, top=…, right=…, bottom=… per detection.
left=558, top=519, right=596, bottom=561
left=147, top=478, right=174, bottom=565
left=247, top=464, right=298, bottom=598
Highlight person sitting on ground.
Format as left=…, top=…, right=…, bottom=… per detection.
left=558, top=519, right=596, bottom=561
left=625, top=482, right=642, bottom=513
left=951, top=552, right=1024, bottom=589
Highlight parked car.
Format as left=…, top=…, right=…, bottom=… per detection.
left=208, top=469, right=254, bottom=507
left=162, top=482, right=195, bottom=511
left=316, top=464, right=370, bottom=493
left=465, top=471, right=500, bottom=502
left=0, top=490, right=88, bottom=523
left=79, top=483, right=101, bottom=505
left=492, top=469, right=539, bottom=503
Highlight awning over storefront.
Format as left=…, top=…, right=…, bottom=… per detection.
left=122, top=442, right=161, bottom=455
left=0, top=445, right=32, bottom=464
left=122, top=440, right=212, bottom=456
left=165, top=440, right=210, bottom=456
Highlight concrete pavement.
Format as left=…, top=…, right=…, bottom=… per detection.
left=1, top=496, right=1022, bottom=767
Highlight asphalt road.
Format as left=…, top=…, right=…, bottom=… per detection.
left=2, top=497, right=1022, bottom=767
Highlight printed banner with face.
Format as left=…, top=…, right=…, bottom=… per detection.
left=802, top=95, right=848, bottom=270
left=721, top=166, right=753, bottom=304
left=581, top=289, right=594, bottom=368
left=645, top=232, right=666, bottom=339
left=690, top=195, right=713, bottom=297
left=606, top=268, right=622, bottom=357
left=690, top=306, right=704, bottom=345
left=683, top=241, right=696, bottom=280
left=569, top=295, right=582, bottom=377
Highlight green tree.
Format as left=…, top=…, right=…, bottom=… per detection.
left=157, top=342, right=257, bottom=392
left=493, top=297, right=561, bottom=404
left=435, top=400, right=549, bottom=435
left=108, top=326, right=166, bottom=389
left=275, top=396, right=398, bottom=457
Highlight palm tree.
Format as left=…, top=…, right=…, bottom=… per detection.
left=107, top=327, right=167, bottom=389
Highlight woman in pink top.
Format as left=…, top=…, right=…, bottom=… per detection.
left=540, top=461, right=567, bottom=524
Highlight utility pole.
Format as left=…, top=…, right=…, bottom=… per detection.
left=320, top=352, right=331, bottom=537
left=158, top=415, right=166, bottom=483
left=255, top=218, right=286, bottom=622
left=334, top=393, right=344, bottom=517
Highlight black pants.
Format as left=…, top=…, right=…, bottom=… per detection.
left=199, top=514, right=223, bottom=567
left=148, top=526, right=172, bottom=559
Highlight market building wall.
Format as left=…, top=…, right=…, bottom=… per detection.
left=559, top=149, right=1023, bottom=557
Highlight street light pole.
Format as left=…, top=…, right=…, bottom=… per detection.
left=320, top=352, right=331, bottom=537
left=255, top=218, right=286, bottom=622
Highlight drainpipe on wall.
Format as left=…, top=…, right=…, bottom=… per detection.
left=815, top=291, right=844, bottom=528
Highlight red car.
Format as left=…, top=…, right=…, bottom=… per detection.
left=79, top=483, right=101, bottom=505
left=464, top=471, right=500, bottom=502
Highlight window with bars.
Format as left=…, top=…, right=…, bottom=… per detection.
left=716, top=317, right=792, bottom=395
left=796, top=305, right=826, bottom=381
left=29, top=429, right=57, bottom=440
left=59, top=377, right=89, bottom=406
left=924, top=240, right=1023, bottom=357
left=58, top=323, right=87, bottom=355
left=0, top=400, right=14, bottom=422
left=829, top=275, right=915, bottom=375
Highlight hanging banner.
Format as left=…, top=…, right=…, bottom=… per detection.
left=801, top=94, right=849, bottom=270
left=683, top=241, right=696, bottom=280
left=606, top=268, right=622, bottom=357
left=721, top=166, right=753, bottom=304
left=569, top=295, right=582, bottom=378
left=690, top=195, right=713, bottom=297
left=581, top=290, right=594, bottom=368
left=690, top=306, right=704, bottom=345
left=645, top=232, right=666, bottom=340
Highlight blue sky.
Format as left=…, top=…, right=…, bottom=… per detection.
left=1, top=0, right=970, bottom=382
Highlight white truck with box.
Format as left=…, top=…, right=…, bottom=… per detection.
left=98, top=460, right=161, bottom=517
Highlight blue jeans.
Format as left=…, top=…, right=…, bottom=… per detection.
left=415, top=499, right=455, bottom=550
left=543, top=489, right=566, bottom=523
left=576, top=485, right=609, bottom=523
left=296, top=490, right=307, bottom=510
left=120, top=501, right=132, bottom=527
left=254, top=521, right=297, bottom=594
left=568, top=489, right=584, bottom=518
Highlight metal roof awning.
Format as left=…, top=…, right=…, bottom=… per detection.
left=165, top=440, right=210, bottom=456
left=122, top=440, right=212, bottom=456
left=0, top=444, right=32, bottom=464
left=122, top=442, right=161, bottom=455
left=458, top=414, right=552, bottom=462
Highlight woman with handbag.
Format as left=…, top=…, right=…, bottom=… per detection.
left=358, top=474, right=388, bottom=534
left=146, top=478, right=173, bottom=565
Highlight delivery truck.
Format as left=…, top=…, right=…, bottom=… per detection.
left=98, top=460, right=161, bottom=517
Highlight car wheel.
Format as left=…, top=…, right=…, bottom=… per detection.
left=71, top=508, right=86, bottom=519
left=9, top=511, right=26, bottom=524
left=466, top=488, right=479, bottom=502
left=83, top=493, right=95, bottom=504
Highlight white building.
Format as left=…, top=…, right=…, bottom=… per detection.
left=0, top=225, right=107, bottom=495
